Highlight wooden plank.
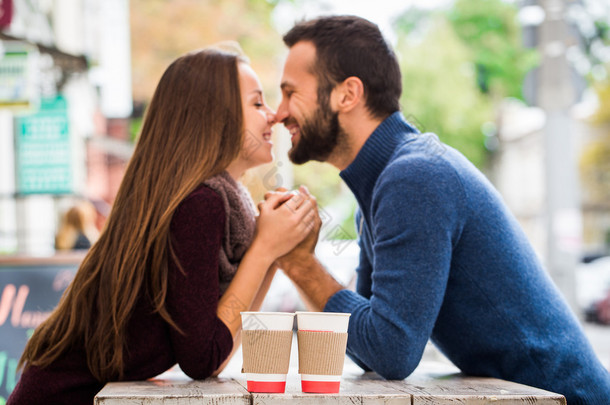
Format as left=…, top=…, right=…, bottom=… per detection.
left=94, top=377, right=250, bottom=405
left=95, top=361, right=567, bottom=405
left=388, top=371, right=566, bottom=404
left=238, top=375, right=411, bottom=405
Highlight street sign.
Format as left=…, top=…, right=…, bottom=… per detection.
left=15, top=96, right=73, bottom=195
left=0, top=41, right=38, bottom=109
left=0, top=0, right=12, bottom=28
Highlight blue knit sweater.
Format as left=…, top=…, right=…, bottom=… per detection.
left=324, top=112, right=610, bottom=404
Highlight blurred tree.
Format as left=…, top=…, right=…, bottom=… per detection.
left=129, top=0, right=286, bottom=206
left=393, top=0, right=538, bottom=168
left=130, top=0, right=283, bottom=105
left=292, top=162, right=357, bottom=239
left=570, top=0, right=610, bottom=87
left=591, top=81, right=610, bottom=123
left=566, top=0, right=610, bottom=123
left=395, top=15, right=493, bottom=168
left=570, top=0, right=610, bottom=247
left=579, top=136, right=610, bottom=202
left=448, top=0, right=539, bottom=101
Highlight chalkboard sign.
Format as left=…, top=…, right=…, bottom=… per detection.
left=0, top=258, right=79, bottom=402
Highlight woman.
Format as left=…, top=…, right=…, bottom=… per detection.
left=55, top=201, right=100, bottom=250
left=8, top=46, right=316, bottom=404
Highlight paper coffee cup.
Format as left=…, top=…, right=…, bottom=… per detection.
left=241, top=312, right=294, bottom=393
left=296, top=312, right=350, bottom=393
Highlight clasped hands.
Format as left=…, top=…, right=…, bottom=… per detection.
left=258, top=185, right=322, bottom=273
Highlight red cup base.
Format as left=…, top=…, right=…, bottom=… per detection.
left=247, top=380, right=286, bottom=393
left=301, top=380, right=341, bottom=393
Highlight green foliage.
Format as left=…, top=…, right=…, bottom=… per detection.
left=253, top=0, right=295, bottom=6
left=292, top=162, right=357, bottom=239
left=575, top=1, right=610, bottom=124
left=396, top=17, right=493, bottom=168
left=129, top=117, right=142, bottom=143
left=293, top=162, right=339, bottom=208
left=448, top=0, right=539, bottom=100
left=393, top=0, right=539, bottom=168
left=579, top=135, right=610, bottom=204
left=394, top=6, right=429, bottom=36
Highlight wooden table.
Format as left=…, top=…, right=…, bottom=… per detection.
left=95, top=361, right=566, bottom=404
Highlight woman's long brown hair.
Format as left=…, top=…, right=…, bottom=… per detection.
left=19, top=48, right=246, bottom=381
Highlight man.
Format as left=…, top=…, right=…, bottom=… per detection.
left=273, top=15, right=610, bottom=404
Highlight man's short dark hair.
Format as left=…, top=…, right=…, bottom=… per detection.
left=283, top=15, right=402, bottom=119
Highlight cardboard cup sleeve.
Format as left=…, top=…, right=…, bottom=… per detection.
left=241, top=330, right=293, bottom=374
left=297, top=331, right=348, bottom=375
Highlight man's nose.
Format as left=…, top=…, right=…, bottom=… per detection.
left=275, top=97, right=289, bottom=123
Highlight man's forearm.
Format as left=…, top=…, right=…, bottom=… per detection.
left=279, top=254, right=344, bottom=311
left=251, top=265, right=278, bottom=311
left=294, top=283, right=318, bottom=312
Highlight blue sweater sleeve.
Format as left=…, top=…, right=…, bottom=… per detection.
left=342, top=210, right=373, bottom=372
left=353, top=209, right=373, bottom=299
left=325, top=157, right=466, bottom=379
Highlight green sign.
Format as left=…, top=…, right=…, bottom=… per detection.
left=0, top=42, right=37, bottom=109
left=15, top=96, right=73, bottom=194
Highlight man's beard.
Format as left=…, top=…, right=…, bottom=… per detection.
left=288, top=99, right=345, bottom=165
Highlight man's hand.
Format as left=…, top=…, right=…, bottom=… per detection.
left=278, top=186, right=321, bottom=266
left=261, top=186, right=342, bottom=311
left=261, top=186, right=321, bottom=266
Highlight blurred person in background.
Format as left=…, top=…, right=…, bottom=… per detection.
left=55, top=201, right=100, bottom=250
left=9, top=45, right=316, bottom=405
left=272, top=15, right=610, bottom=404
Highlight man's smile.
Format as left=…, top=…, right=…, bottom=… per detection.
left=285, top=124, right=301, bottom=142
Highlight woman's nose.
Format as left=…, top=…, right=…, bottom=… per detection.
left=267, top=108, right=277, bottom=125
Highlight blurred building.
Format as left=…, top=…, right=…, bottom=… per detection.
left=0, top=0, right=133, bottom=255
left=492, top=100, right=605, bottom=257
left=576, top=116, right=610, bottom=257
left=492, top=0, right=610, bottom=311
left=492, top=99, right=547, bottom=256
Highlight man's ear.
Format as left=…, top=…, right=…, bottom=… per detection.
left=330, top=76, right=364, bottom=113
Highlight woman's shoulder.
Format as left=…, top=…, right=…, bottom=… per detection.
left=173, top=184, right=226, bottom=225
left=187, top=183, right=223, bottom=201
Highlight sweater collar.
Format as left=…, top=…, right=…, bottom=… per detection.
left=340, top=111, right=419, bottom=216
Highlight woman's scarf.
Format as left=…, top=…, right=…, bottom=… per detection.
left=203, top=171, right=257, bottom=294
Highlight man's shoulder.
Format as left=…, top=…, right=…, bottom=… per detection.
left=370, top=136, right=473, bottom=215
left=380, top=136, right=460, bottom=183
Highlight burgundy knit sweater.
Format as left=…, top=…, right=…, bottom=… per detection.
left=8, top=185, right=234, bottom=405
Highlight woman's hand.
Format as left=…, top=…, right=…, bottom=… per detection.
left=282, top=186, right=321, bottom=257
left=253, top=190, right=316, bottom=261
left=262, top=186, right=321, bottom=262
left=217, top=187, right=316, bottom=342
left=213, top=264, right=278, bottom=377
